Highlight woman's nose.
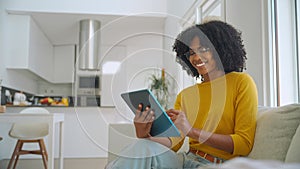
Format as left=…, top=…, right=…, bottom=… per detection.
left=191, top=53, right=204, bottom=61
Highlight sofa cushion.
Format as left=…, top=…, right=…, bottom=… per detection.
left=285, top=124, right=300, bottom=163
left=248, top=104, right=300, bottom=161
left=198, top=157, right=300, bottom=169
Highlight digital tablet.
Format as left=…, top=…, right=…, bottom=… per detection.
left=121, top=89, right=180, bottom=137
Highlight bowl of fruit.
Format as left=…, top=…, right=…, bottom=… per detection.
left=39, top=97, right=54, bottom=106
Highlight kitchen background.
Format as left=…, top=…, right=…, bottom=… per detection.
left=0, top=7, right=174, bottom=108
left=0, top=0, right=279, bottom=168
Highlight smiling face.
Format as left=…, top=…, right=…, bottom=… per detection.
left=187, top=36, right=223, bottom=82
left=188, top=36, right=215, bottom=74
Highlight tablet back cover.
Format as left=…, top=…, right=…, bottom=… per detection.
left=121, top=89, right=180, bottom=137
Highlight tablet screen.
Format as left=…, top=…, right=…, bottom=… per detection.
left=121, top=89, right=180, bottom=137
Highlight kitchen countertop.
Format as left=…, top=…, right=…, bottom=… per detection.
left=4, top=106, right=132, bottom=124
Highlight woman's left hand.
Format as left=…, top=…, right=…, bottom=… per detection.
left=166, top=109, right=192, bottom=136
left=134, top=104, right=155, bottom=138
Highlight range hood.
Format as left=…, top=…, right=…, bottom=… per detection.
left=78, top=19, right=101, bottom=70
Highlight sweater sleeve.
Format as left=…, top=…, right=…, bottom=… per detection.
left=169, top=92, right=186, bottom=152
left=230, top=74, right=258, bottom=156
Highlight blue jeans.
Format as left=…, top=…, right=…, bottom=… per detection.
left=182, top=152, right=212, bottom=168
left=105, top=139, right=212, bottom=169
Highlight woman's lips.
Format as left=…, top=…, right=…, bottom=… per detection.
left=196, top=62, right=205, bottom=67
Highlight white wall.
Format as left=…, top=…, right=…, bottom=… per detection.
left=226, top=0, right=269, bottom=106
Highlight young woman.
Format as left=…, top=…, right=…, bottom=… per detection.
left=106, top=20, right=258, bottom=169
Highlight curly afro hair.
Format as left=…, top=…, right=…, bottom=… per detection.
left=172, top=20, right=247, bottom=78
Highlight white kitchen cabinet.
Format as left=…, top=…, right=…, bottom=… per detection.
left=6, top=14, right=54, bottom=82
left=53, top=45, right=75, bottom=83
left=6, top=15, right=30, bottom=69
left=100, top=45, right=126, bottom=107
left=28, top=17, right=54, bottom=81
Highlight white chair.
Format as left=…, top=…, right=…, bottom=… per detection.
left=7, top=107, right=49, bottom=169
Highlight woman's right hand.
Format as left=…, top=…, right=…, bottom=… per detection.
left=166, top=109, right=192, bottom=136
left=133, top=103, right=155, bottom=138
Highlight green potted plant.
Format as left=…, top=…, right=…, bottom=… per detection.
left=149, top=68, right=170, bottom=110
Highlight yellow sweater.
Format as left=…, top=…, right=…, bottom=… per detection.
left=170, top=72, right=258, bottom=160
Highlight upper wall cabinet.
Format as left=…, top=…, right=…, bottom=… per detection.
left=53, top=45, right=75, bottom=83
left=6, top=14, right=74, bottom=83
left=6, top=14, right=54, bottom=81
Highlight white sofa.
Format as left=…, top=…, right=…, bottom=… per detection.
left=108, top=104, right=300, bottom=166
left=248, top=104, right=300, bottom=163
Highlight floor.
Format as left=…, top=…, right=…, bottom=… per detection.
left=0, top=158, right=108, bottom=169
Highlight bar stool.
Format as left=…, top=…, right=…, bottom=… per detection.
left=7, top=107, right=49, bottom=169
